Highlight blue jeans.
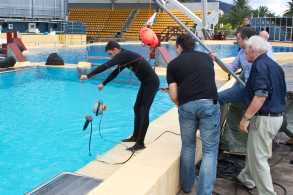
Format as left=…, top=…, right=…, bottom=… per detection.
left=218, top=82, right=248, bottom=105
left=178, top=99, right=220, bottom=195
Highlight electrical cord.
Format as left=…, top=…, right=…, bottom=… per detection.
left=95, top=129, right=180, bottom=165
left=273, top=182, right=287, bottom=195
left=83, top=109, right=135, bottom=165
left=88, top=121, right=93, bottom=156
left=96, top=111, right=128, bottom=148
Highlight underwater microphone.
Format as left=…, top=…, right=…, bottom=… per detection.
left=83, top=115, right=93, bottom=130
left=93, top=101, right=106, bottom=116
left=96, top=102, right=101, bottom=116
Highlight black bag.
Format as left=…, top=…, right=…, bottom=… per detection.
left=0, top=56, right=16, bottom=68
left=46, top=53, right=64, bottom=66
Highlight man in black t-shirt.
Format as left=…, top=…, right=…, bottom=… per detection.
left=166, top=34, right=220, bottom=195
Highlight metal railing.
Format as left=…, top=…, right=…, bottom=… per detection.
left=252, top=17, right=293, bottom=42
left=155, top=0, right=245, bottom=86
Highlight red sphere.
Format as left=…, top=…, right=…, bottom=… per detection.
left=139, top=27, right=159, bottom=48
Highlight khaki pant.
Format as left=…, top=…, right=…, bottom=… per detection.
left=237, top=116, right=283, bottom=195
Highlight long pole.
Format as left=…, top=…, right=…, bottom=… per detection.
left=202, top=0, right=208, bottom=39
left=155, top=0, right=246, bottom=87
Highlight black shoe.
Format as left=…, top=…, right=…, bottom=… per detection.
left=122, top=136, right=136, bottom=142
left=127, top=143, right=145, bottom=151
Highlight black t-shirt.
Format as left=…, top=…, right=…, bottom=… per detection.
left=167, top=50, right=218, bottom=106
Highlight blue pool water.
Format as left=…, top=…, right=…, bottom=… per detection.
left=26, top=43, right=293, bottom=65
left=0, top=68, right=173, bottom=194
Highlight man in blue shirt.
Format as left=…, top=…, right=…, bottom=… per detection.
left=237, top=36, right=286, bottom=195
left=218, top=27, right=256, bottom=105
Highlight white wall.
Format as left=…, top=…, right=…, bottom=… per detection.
left=69, top=0, right=150, bottom=3
left=0, top=0, right=65, bottom=18
left=167, top=2, right=219, bottom=12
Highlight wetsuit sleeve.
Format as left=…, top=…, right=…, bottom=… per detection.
left=87, top=52, right=128, bottom=79
left=102, top=66, right=126, bottom=86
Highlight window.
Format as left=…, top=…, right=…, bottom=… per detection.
left=8, top=24, right=13, bottom=30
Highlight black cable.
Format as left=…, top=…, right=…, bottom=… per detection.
left=151, top=130, right=180, bottom=143
left=92, top=110, right=137, bottom=165
left=95, top=130, right=180, bottom=165
left=97, top=111, right=129, bottom=148
left=273, top=182, right=287, bottom=195
left=95, top=150, right=136, bottom=165
left=88, top=121, right=93, bottom=156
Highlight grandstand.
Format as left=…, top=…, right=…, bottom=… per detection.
left=68, top=7, right=200, bottom=41
left=69, top=8, right=131, bottom=38
left=0, top=0, right=219, bottom=42
left=123, top=9, right=202, bottom=40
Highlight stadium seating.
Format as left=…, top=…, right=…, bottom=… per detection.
left=69, top=7, right=202, bottom=41
left=69, top=8, right=131, bottom=38
left=124, top=9, right=202, bottom=41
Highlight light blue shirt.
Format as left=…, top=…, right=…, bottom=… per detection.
left=267, top=43, right=274, bottom=60
left=230, top=48, right=252, bottom=82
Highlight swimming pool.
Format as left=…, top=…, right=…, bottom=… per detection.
left=0, top=67, right=173, bottom=194
left=26, top=43, right=293, bottom=65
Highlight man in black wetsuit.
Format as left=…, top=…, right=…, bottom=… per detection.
left=80, top=41, right=159, bottom=151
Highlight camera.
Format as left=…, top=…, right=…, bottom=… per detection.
left=93, top=100, right=107, bottom=116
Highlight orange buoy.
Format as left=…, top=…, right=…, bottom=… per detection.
left=139, top=27, right=159, bottom=48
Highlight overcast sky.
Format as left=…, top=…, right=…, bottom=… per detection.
left=221, top=0, right=289, bottom=16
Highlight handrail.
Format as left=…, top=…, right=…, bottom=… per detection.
left=155, top=0, right=246, bottom=87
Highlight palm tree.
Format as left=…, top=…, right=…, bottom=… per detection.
left=284, top=0, right=293, bottom=16
left=225, top=0, right=252, bottom=28
left=253, top=6, right=275, bottom=17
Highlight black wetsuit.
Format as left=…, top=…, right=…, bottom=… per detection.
left=87, top=49, right=159, bottom=145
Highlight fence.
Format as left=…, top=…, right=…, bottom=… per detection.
left=251, top=17, right=293, bottom=42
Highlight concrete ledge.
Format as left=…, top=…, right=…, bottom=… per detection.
left=78, top=107, right=202, bottom=195
left=88, top=132, right=181, bottom=195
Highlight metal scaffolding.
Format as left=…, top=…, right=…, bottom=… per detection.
left=0, top=0, right=67, bottom=20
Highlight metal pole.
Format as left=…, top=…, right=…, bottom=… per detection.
left=31, top=0, right=34, bottom=19
left=202, top=0, right=208, bottom=39
left=155, top=0, right=246, bottom=87
left=54, top=0, right=56, bottom=19
left=289, top=18, right=293, bottom=41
